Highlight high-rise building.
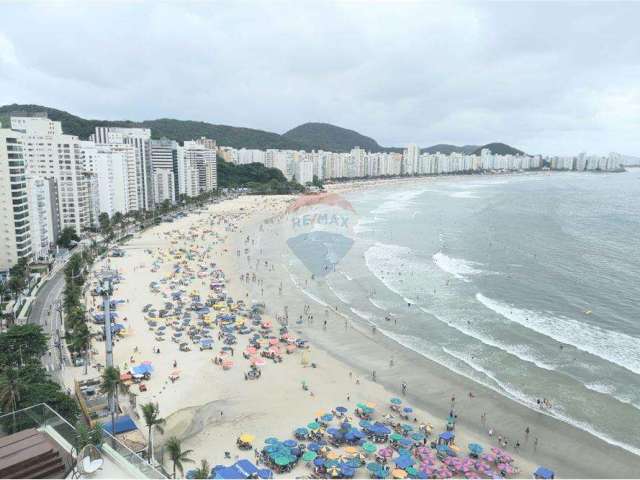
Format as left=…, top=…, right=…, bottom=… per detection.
left=12, top=115, right=91, bottom=234
left=182, top=141, right=217, bottom=195
left=92, top=127, right=153, bottom=210
left=0, top=129, right=31, bottom=273
left=402, top=144, right=420, bottom=175
left=26, top=176, right=60, bottom=261
left=149, top=138, right=178, bottom=203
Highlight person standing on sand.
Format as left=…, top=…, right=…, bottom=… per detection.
left=534, top=437, right=538, bottom=451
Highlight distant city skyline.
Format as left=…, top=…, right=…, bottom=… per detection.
left=1, top=1, right=638, bottom=156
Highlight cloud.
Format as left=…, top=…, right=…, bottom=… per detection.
left=0, top=0, right=638, bottom=155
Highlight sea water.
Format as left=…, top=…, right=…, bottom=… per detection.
left=285, top=170, right=640, bottom=456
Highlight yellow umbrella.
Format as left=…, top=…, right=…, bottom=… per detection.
left=239, top=433, right=255, bottom=443
left=366, top=402, right=377, bottom=408
left=315, top=409, right=326, bottom=417
left=345, top=446, right=358, bottom=454
left=326, top=451, right=339, bottom=460
left=392, top=469, right=408, bottom=479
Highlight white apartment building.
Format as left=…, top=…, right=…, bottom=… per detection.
left=0, top=129, right=31, bottom=273
left=26, top=176, right=59, bottom=261
left=402, top=144, right=420, bottom=175
left=295, top=159, right=314, bottom=185
left=182, top=141, right=217, bottom=195
left=153, top=169, right=175, bottom=205
left=92, top=126, right=153, bottom=210
left=12, top=116, right=91, bottom=234
left=80, top=141, right=137, bottom=218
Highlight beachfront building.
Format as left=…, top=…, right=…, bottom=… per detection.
left=11, top=115, right=91, bottom=235
left=26, top=176, right=60, bottom=262
left=92, top=126, right=153, bottom=210
left=150, top=138, right=179, bottom=203
left=402, top=144, right=420, bottom=175
left=180, top=141, right=218, bottom=197
left=0, top=129, right=31, bottom=273
left=80, top=141, right=139, bottom=218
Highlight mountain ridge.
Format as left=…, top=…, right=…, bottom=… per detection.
left=0, top=104, right=527, bottom=155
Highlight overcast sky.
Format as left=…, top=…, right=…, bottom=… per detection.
left=1, top=1, right=638, bottom=155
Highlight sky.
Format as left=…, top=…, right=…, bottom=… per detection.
left=1, top=1, right=639, bottom=156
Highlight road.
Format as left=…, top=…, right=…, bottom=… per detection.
left=28, top=267, right=67, bottom=377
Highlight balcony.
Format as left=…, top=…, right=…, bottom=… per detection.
left=0, top=404, right=165, bottom=479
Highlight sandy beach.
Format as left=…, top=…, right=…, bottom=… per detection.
left=60, top=188, right=640, bottom=479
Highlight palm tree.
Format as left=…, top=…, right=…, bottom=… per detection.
left=141, top=402, right=165, bottom=464
left=99, top=366, right=121, bottom=442
left=165, top=436, right=193, bottom=479
left=0, top=368, right=24, bottom=432
left=193, top=459, right=210, bottom=479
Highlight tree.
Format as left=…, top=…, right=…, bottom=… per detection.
left=165, top=436, right=194, bottom=479
left=99, top=366, right=121, bottom=441
left=0, top=324, right=48, bottom=367
left=76, top=421, right=104, bottom=449
left=57, top=227, right=80, bottom=249
left=0, top=368, right=24, bottom=432
left=98, top=212, right=110, bottom=233
left=141, top=402, right=165, bottom=464
left=193, top=459, right=210, bottom=479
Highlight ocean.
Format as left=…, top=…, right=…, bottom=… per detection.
left=283, top=169, right=640, bottom=457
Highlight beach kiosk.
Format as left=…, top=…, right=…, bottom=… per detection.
left=438, top=431, right=454, bottom=446
left=534, top=467, right=555, bottom=479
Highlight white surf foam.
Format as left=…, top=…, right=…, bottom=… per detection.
left=364, top=242, right=419, bottom=300
left=371, top=189, right=426, bottom=215
left=350, top=308, right=372, bottom=321
left=449, top=191, right=480, bottom=199
left=340, top=270, right=353, bottom=281
left=327, top=282, right=351, bottom=305
left=379, top=329, right=640, bottom=457
left=419, top=307, right=557, bottom=371
left=476, top=293, right=640, bottom=376
left=432, top=251, right=483, bottom=282
left=369, top=297, right=386, bottom=310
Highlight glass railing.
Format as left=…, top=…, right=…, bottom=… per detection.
left=0, top=403, right=166, bottom=479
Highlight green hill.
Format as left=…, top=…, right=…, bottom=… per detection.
left=421, top=144, right=480, bottom=155
left=283, top=122, right=382, bottom=152
left=0, top=104, right=306, bottom=150
left=472, top=142, right=525, bottom=155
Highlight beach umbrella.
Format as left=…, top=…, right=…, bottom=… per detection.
left=265, top=437, right=279, bottom=445
left=395, top=455, right=415, bottom=469
left=307, top=421, right=321, bottom=430
left=401, top=424, right=414, bottom=432
left=325, top=459, right=340, bottom=468
left=313, top=458, right=325, bottom=467
left=344, top=446, right=358, bottom=454
left=336, top=406, right=348, bottom=414
left=341, top=465, right=355, bottom=477
left=378, top=447, right=394, bottom=458
left=294, top=427, right=308, bottom=437
left=392, top=468, right=408, bottom=479
left=367, top=463, right=382, bottom=473
left=411, top=433, right=425, bottom=442
left=257, top=469, right=273, bottom=479
left=326, top=452, right=339, bottom=461
left=321, top=414, right=334, bottom=422
left=403, top=407, right=413, bottom=414
left=356, top=402, right=368, bottom=410
left=239, top=433, right=255, bottom=443
left=359, top=420, right=372, bottom=428
left=308, top=442, right=320, bottom=451
left=274, top=456, right=290, bottom=466
left=390, top=397, right=403, bottom=405
left=399, top=438, right=413, bottom=448
left=302, top=451, right=317, bottom=462
left=390, top=433, right=404, bottom=442
left=346, top=457, right=361, bottom=468
left=468, top=443, right=483, bottom=456
left=406, top=466, right=419, bottom=477
left=283, top=439, right=297, bottom=448
left=327, top=427, right=340, bottom=436
left=362, top=442, right=377, bottom=454
left=436, top=468, right=452, bottom=479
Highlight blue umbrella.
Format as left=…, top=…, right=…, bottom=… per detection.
left=313, top=458, right=325, bottom=467
left=327, top=427, right=340, bottom=436
left=346, top=458, right=361, bottom=468
left=390, top=397, right=402, bottom=405
left=367, top=462, right=382, bottom=473
left=468, top=443, right=483, bottom=456
left=308, top=442, right=320, bottom=451
left=336, top=406, right=348, bottom=413
left=359, top=420, right=372, bottom=428
left=283, top=439, right=297, bottom=448
left=395, top=455, right=415, bottom=469
left=321, top=414, right=334, bottom=422
left=325, top=460, right=340, bottom=468
left=403, top=407, right=413, bottom=414
left=341, top=466, right=355, bottom=477
left=411, top=433, right=425, bottom=442
left=265, top=437, right=279, bottom=444
left=399, top=438, right=413, bottom=447
left=294, top=427, right=309, bottom=436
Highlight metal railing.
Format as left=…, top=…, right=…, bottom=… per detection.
left=0, top=403, right=166, bottom=479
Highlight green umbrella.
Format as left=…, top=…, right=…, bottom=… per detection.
left=362, top=442, right=377, bottom=453
left=390, top=433, right=404, bottom=442
left=356, top=402, right=368, bottom=409
left=406, top=466, right=419, bottom=477
left=274, top=455, right=290, bottom=466
left=307, top=421, right=321, bottom=430
left=302, top=451, right=317, bottom=462
left=390, top=398, right=402, bottom=405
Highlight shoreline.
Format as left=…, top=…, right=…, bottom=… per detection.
left=61, top=190, right=640, bottom=479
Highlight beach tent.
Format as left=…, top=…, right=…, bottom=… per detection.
left=213, top=465, right=245, bottom=479
left=101, top=415, right=137, bottom=435
left=438, top=431, right=454, bottom=445
left=534, top=467, right=555, bottom=479
left=236, top=459, right=259, bottom=477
